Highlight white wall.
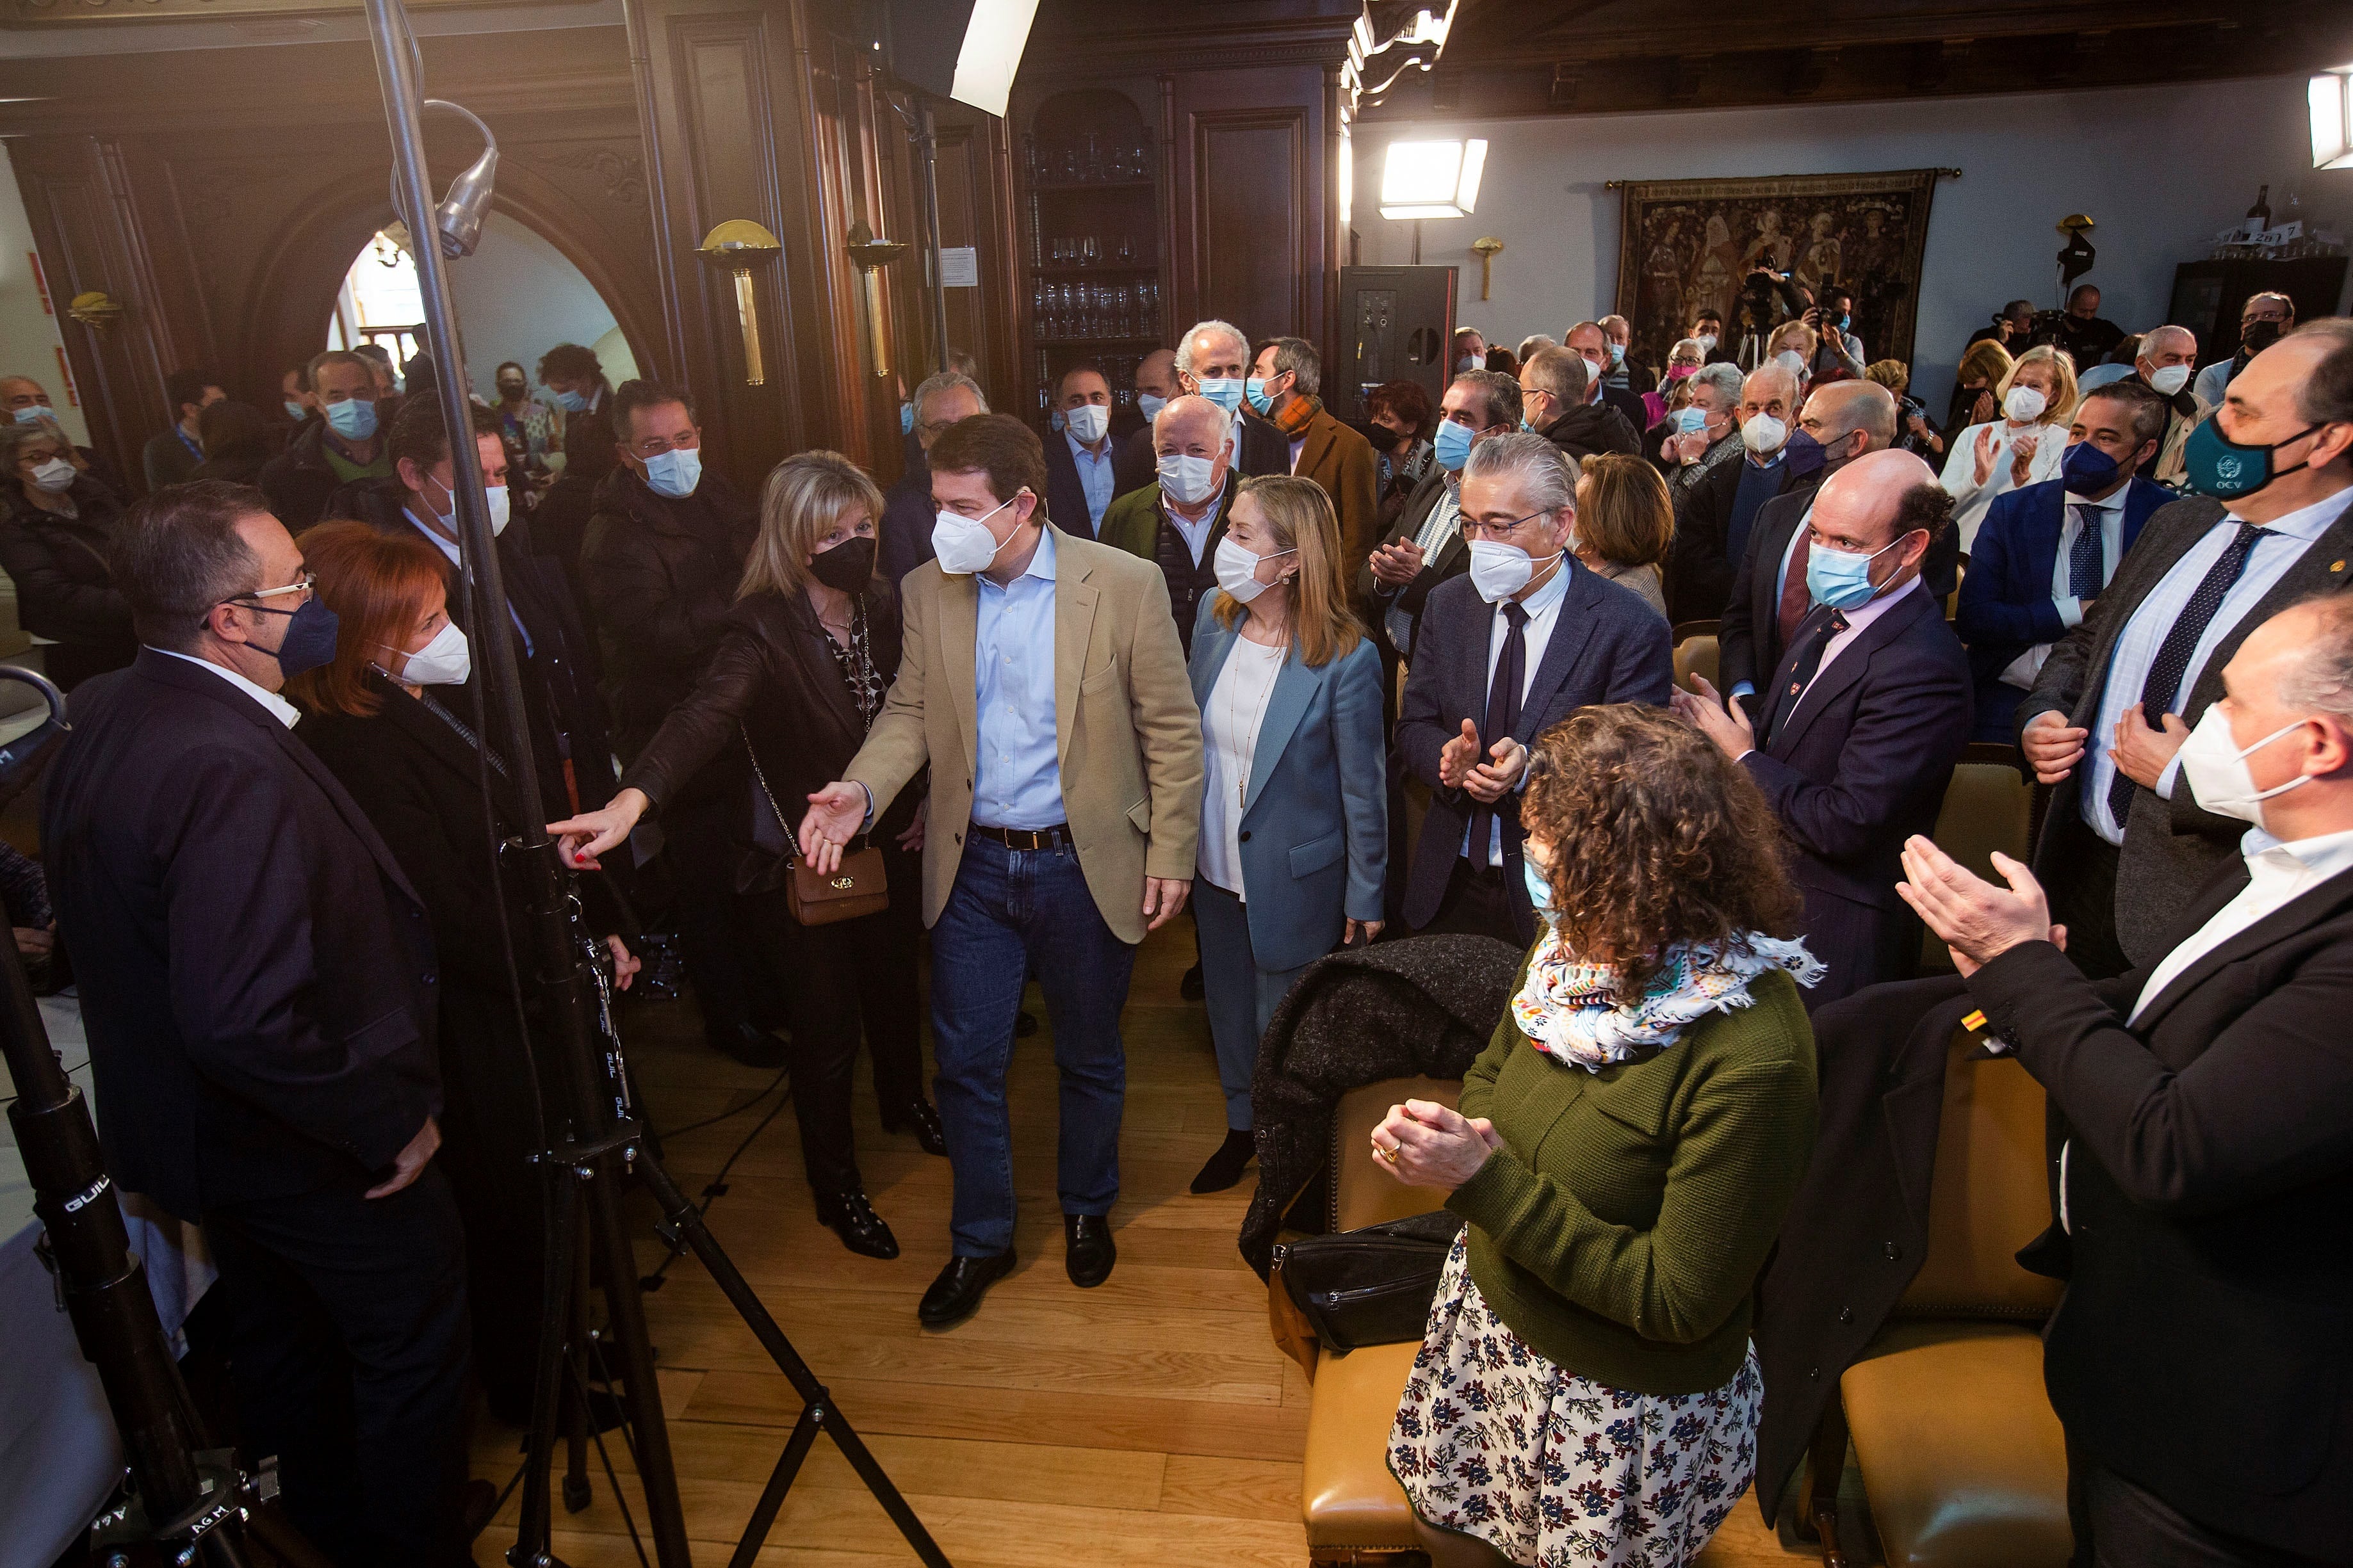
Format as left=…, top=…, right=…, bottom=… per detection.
left=1354, top=75, right=2353, bottom=410
left=443, top=210, right=633, bottom=397
left=0, top=156, right=92, bottom=448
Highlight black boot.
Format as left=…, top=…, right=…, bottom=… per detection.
left=1190, top=1127, right=1256, bottom=1194
left=880, top=1096, right=949, bottom=1157
left=813, top=1188, right=900, bottom=1259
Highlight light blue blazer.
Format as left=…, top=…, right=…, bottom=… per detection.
left=1187, top=594, right=1388, bottom=973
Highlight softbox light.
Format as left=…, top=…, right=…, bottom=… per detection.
left=884, top=0, right=1041, bottom=118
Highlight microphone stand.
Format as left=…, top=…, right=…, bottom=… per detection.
left=359, top=4, right=955, bottom=1564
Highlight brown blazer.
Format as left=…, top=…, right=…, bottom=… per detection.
left=843, top=522, right=1205, bottom=944
left=1292, top=406, right=1382, bottom=596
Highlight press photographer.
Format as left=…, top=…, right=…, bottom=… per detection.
left=41, top=480, right=471, bottom=1567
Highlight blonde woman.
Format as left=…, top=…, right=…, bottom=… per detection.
left=551, top=451, right=940, bottom=1259
left=1941, top=344, right=2078, bottom=549
left=1184, top=474, right=1388, bottom=1194
left=1569, top=453, right=1673, bottom=621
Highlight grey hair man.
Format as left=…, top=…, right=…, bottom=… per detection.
left=1361, top=367, right=1524, bottom=665
left=879, top=370, right=990, bottom=581
left=1167, top=317, right=1287, bottom=481
left=2135, top=324, right=2207, bottom=485
left=1392, top=427, right=1673, bottom=945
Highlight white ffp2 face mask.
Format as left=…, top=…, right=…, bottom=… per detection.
left=1467, top=540, right=1561, bottom=604
left=385, top=620, right=471, bottom=687
left=2177, top=709, right=2313, bottom=828
left=932, top=493, right=1020, bottom=574
left=2147, top=364, right=2192, bottom=397
left=2004, top=385, right=2049, bottom=423
left=1741, top=414, right=1787, bottom=455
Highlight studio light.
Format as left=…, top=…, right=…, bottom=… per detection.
left=1380, top=137, right=1487, bottom=220
left=2311, top=67, right=2353, bottom=170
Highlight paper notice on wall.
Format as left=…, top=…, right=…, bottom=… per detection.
left=940, top=247, right=980, bottom=288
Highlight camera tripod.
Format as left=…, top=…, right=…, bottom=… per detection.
left=361, top=3, right=954, bottom=1564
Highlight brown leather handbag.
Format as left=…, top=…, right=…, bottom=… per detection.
left=744, top=725, right=889, bottom=925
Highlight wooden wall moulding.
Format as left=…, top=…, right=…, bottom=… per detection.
left=0, top=0, right=599, bottom=28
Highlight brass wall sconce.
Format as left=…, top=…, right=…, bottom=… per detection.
left=1470, top=236, right=1503, bottom=301
left=696, top=220, right=784, bottom=386
left=67, top=291, right=122, bottom=332
left=845, top=221, right=908, bottom=378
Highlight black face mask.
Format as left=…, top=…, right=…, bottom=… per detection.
left=2240, top=319, right=2285, bottom=360
left=810, top=535, right=876, bottom=594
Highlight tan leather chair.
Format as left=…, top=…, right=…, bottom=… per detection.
left=1917, top=745, right=2033, bottom=971
left=1806, top=1028, right=2070, bottom=1567
left=1946, top=556, right=1967, bottom=620
left=1298, top=1076, right=1460, bottom=1562
left=1674, top=633, right=1719, bottom=695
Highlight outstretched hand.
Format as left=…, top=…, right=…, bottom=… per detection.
left=797, top=782, right=869, bottom=876
left=1896, top=837, right=2065, bottom=976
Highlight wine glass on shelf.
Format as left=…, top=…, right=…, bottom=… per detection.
left=1079, top=236, right=1100, bottom=269
left=1084, top=132, right=1103, bottom=183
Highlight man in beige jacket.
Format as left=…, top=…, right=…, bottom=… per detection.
left=801, top=414, right=1204, bottom=1327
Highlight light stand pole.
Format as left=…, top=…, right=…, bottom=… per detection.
left=356, top=5, right=693, bottom=1565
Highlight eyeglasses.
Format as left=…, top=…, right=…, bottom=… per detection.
left=627, top=430, right=702, bottom=458
left=1459, top=509, right=1551, bottom=542
left=224, top=572, right=316, bottom=612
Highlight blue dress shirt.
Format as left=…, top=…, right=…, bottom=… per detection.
left=2081, top=487, right=2353, bottom=844
left=1458, top=556, right=1574, bottom=865
left=971, top=528, right=1064, bottom=829
left=1066, top=428, right=1116, bottom=532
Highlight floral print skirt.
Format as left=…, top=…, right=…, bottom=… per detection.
left=1387, top=1232, right=1761, bottom=1567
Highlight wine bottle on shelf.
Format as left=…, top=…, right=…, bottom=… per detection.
left=2247, top=184, right=2272, bottom=237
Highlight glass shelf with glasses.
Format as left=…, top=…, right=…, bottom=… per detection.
left=1029, top=178, right=1157, bottom=193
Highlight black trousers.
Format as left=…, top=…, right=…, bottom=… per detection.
left=1413, top=857, right=1524, bottom=946
left=661, top=782, right=786, bottom=1037
left=2044, top=812, right=2130, bottom=980
left=2088, top=1464, right=2337, bottom=1568
left=202, top=1168, right=471, bottom=1568
left=757, top=837, right=925, bottom=1197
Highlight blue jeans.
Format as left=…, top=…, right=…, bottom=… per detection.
left=929, top=832, right=1137, bottom=1256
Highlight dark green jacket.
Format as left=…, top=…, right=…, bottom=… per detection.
left=1094, top=478, right=1234, bottom=562
left=1448, top=957, right=1818, bottom=1395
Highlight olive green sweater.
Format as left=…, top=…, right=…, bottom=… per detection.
left=1446, top=962, right=1818, bottom=1396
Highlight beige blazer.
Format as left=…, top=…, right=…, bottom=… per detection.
left=845, top=522, right=1205, bottom=945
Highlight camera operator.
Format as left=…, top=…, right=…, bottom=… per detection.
left=2040, top=284, right=2126, bottom=367
left=1967, top=299, right=2037, bottom=356
left=1802, top=285, right=1867, bottom=380
left=1731, top=264, right=1804, bottom=366
left=43, top=481, right=469, bottom=1567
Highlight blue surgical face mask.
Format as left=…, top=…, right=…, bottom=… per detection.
left=1433, top=419, right=1477, bottom=472
left=1607, top=343, right=1625, bottom=366
left=12, top=406, right=48, bottom=425
left=1522, top=849, right=1558, bottom=922
left=1194, top=377, right=1244, bottom=414
left=1805, top=531, right=1907, bottom=612
left=323, top=398, right=377, bottom=442
left=1244, top=376, right=1273, bottom=416
left=552, top=387, right=591, bottom=414
left=284, top=400, right=310, bottom=423
left=899, top=401, right=915, bottom=436
left=1137, top=392, right=1168, bottom=422
left=642, top=446, right=702, bottom=499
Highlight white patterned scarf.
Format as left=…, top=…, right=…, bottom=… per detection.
left=1511, top=929, right=1823, bottom=1071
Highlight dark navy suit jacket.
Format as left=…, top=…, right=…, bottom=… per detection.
left=1043, top=425, right=1114, bottom=542
left=1741, top=583, right=1973, bottom=1009
left=43, top=650, right=441, bottom=1220
left=1956, top=475, right=2168, bottom=730
left=1396, top=559, right=1673, bottom=941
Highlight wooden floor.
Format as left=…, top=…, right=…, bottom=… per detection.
left=467, top=919, right=1830, bottom=1567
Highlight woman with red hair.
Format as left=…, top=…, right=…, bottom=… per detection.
left=288, top=521, right=639, bottom=1424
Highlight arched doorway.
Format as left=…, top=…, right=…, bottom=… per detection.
left=326, top=212, right=640, bottom=397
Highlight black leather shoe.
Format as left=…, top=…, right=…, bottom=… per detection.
left=1190, top=1127, right=1256, bottom=1195
left=881, top=1097, right=949, bottom=1157
left=1180, top=962, right=1205, bottom=1001
left=709, top=1021, right=786, bottom=1070
left=919, top=1250, right=1016, bottom=1327
left=1064, top=1213, right=1116, bottom=1288
left=814, top=1188, right=900, bottom=1259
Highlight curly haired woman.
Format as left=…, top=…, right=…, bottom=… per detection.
left=1374, top=705, right=1822, bottom=1567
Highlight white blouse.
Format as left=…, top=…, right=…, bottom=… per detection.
left=1941, top=417, right=2069, bottom=551
left=1197, top=636, right=1287, bottom=898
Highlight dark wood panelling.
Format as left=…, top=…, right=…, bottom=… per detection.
left=1183, top=106, right=1310, bottom=343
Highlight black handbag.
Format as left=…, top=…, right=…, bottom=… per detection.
left=1269, top=1209, right=1465, bottom=1354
